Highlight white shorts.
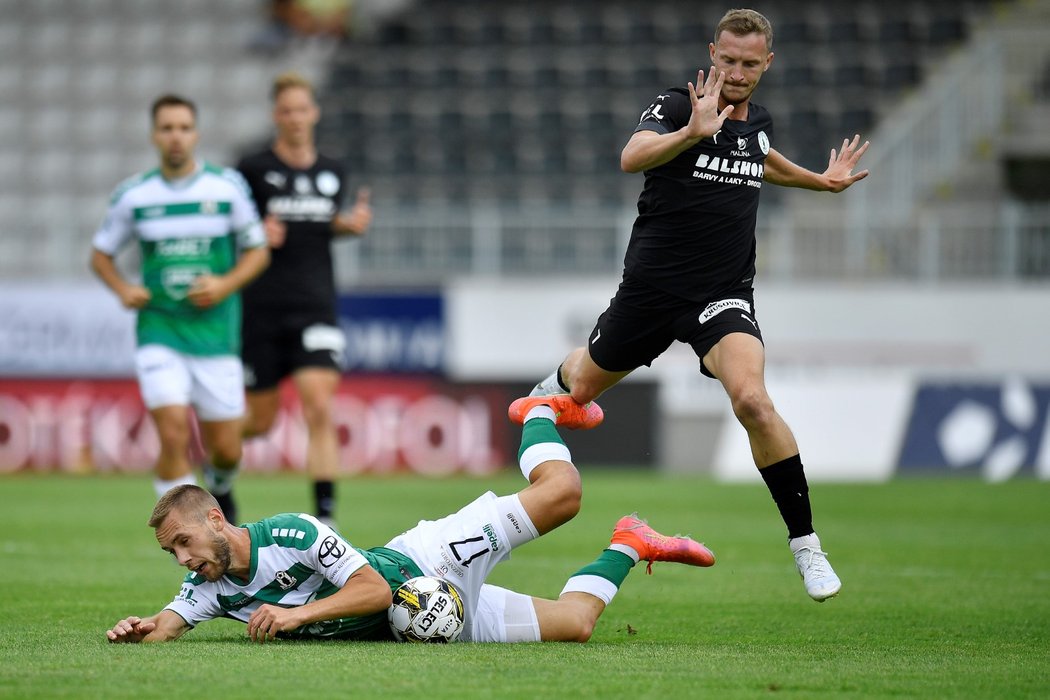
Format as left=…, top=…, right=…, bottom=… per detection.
left=473, top=584, right=541, bottom=643
left=384, top=491, right=540, bottom=642
left=135, top=344, right=245, bottom=421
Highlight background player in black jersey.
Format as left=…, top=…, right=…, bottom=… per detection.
left=237, top=72, right=373, bottom=528
left=527, top=9, right=869, bottom=602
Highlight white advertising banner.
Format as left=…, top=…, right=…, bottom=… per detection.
left=445, top=279, right=1050, bottom=377
left=0, top=283, right=136, bottom=377
left=711, top=371, right=914, bottom=482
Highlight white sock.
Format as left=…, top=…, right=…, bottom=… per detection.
left=560, top=575, right=619, bottom=605
left=153, top=473, right=197, bottom=499
left=525, top=405, right=556, bottom=422
left=518, top=443, right=572, bottom=480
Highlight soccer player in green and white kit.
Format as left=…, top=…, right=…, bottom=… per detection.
left=105, top=397, right=715, bottom=644
left=90, top=95, right=270, bottom=521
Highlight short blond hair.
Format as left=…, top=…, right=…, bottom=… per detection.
left=271, top=71, right=317, bottom=101
left=714, top=8, right=774, bottom=51
left=148, top=485, right=218, bottom=528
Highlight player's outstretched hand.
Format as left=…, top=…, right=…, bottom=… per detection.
left=106, top=616, right=156, bottom=643
left=685, top=67, right=734, bottom=141
left=823, top=134, right=870, bottom=192
left=333, top=186, right=372, bottom=236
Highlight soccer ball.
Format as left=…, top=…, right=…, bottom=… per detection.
left=388, top=576, right=465, bottom=643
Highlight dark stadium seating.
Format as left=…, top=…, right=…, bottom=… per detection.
left=311, top=1, right=999, bottom=207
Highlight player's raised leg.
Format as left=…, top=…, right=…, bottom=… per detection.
left=533, top=514, right=716, bottom=642
left=512, top=402, right=583, bottom=535
left=529, top=346, right=631, bottom=405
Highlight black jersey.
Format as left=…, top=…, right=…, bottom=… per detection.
left=237, top=149, right=347, bottom=314
left=624, top=87, right=773, bottom=302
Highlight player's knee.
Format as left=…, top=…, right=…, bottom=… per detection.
left=549, top=467, right=582, bottom=523
left=731, top=389, right=775, bottom=429
left=566, top=611, right=595, bottom=643
left=155, top=421, right=190, bottom=451
left=299, top=399, right=333, bottom=430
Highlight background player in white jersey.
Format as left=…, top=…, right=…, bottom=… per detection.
left=90, top=95, right=270, bottom=521
left=105, top=397, right=714, bottom=643
left=237, top=72, right=373, bottom=527
left=525, top=9, right=870, bottom=602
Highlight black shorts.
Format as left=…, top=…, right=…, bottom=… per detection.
left=241, top=310, right=345, bottom=391
left=587, top=276, right=763, bottom=379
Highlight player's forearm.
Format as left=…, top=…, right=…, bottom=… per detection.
left=222, top=245, right=271, bottom=293
left=288, top=568, right=393, bottom=630
left=762, top=149, right=829, bottom=190
left=90, top=249, right=132, bottom=297
left=621, top=130, right=700, bottom=173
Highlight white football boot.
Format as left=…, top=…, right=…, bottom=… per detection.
left=790, top=533, right=841, bottom=602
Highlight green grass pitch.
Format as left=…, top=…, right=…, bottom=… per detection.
left=1, top=471, right=1047, bottom=699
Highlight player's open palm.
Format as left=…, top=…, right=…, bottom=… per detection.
left=823, top=134, right=870, bottom=192
left=333, top=187, right=372, bottom=236
left=685, top=68, right=734, bottom=141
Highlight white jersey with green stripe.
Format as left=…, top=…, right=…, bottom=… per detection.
left=163, top=513, right=423, bottom=640
left=93, top=162, right=266, bottom=356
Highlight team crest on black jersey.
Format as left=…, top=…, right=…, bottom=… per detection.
left=316, top=171, right=340, bottom=196
left=758, top=131, right=770, bottom=154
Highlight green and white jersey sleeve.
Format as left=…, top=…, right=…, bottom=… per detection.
left=92, top=163, right=266, bottom=356
left=163, top=513, right=422, bottom=641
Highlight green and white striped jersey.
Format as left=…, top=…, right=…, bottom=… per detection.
left=93, top=163, right=266, bottom=356
left=164, top=513, right=423, bottom=640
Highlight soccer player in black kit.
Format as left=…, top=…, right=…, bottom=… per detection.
left=237, top=72, right=372, bottom=527
left=523, top=9, right=870, bottom=601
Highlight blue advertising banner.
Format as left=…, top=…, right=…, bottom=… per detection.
left=897, top=379, right=1050, bottom=480
left=336, top=291, right=444, bottom=374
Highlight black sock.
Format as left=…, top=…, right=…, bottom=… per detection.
left=214, top=491, right=238, bottom=526
left=314, top=480, right=335, bottom=519
left=556, top=363, right=570, bottom=392
left=759, top=454, right=814, bottom=540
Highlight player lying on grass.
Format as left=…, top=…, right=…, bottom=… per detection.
left=105, top=396, right=714, bottom=643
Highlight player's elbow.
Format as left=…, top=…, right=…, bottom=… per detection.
left=620, top=151, right=643, bottom=174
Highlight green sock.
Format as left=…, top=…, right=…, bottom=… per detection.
left=517, top=417, right=565, bottom=461
left=569, top=549, right=635, bottom=588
